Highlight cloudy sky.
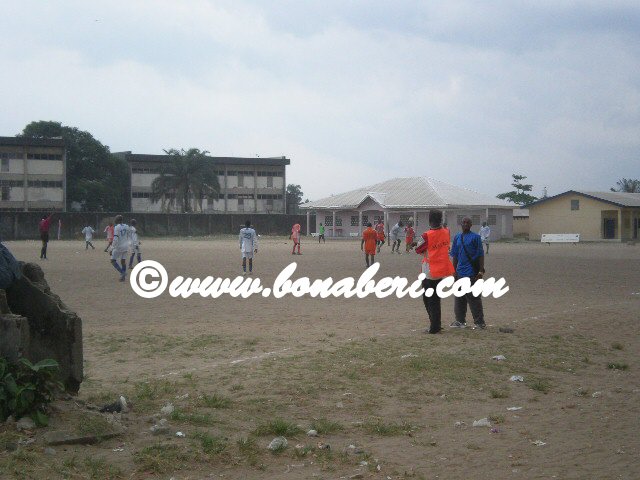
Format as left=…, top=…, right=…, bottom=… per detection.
left=1, top=0, right=638, bottom=200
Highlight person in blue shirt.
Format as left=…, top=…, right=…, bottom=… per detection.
left=450, top=217, right=486, bottom=329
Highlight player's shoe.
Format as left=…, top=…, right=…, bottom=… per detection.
left=474, top=322, right=487, bottom=330
left=449, top=321, right=466, bottom=328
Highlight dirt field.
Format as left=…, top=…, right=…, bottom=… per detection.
left=1, top=237, right=639, bottom=479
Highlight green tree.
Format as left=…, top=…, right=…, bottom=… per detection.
left=286, top=184, right=304, bottom=214
left=610, top=178, right=640, bottom=193
left=19, top=121, right=129, bottom=211
left=150, top=148, right=221, bottom=213
left=497, top=174, right=538, bottom=205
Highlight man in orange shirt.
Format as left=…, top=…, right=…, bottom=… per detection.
left=405, top=222, right=415, bottom=253
left=361, top=222, right=378, bottom=268
left=374, top=220, right=385, bottom=253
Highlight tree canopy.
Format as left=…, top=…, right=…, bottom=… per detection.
left=610, top=178, right=640, bottom=193
left=497, top=174, right=538, bottom=205
left=19, top=121, right=129, bottom=211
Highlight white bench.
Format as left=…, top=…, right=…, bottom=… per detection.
left=311, top=233, right=319, bottom=237
left=349, top=232, right=360, bottom=237
left=541, top=234, right=580, bottom=245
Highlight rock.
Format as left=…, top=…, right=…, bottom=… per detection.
left=150, top=418, right=170, bottom=436
left=307, top=429, right=318, bottom=437
left=5, top=441, right=18, bottom=452
left=507, top=407, right=522, bottom=411
left=160, top=403, right=174, bottom=415
left=349, top=475, right=364, bottom=479
left=454, top=421, right=466, bottom=428
left=43, top=428, right=124, bottom=446
left=472, top=418, right=491, bottom=427
left=267, top=436, right=288, bottom=451
left=510, top=375, right=524, bottom=382
left=532, top=440, right=546, bottom=447
left=175, top=431, right=186, bottom=438
left=492, top=355, right=506, bottom=361
left=499, top=327, right=514, bottom=334
left=16, top=416, right=36, bottom=431
left=592, top=391, right=602, bottom=398
left=360, top=460, right=369, bottom=466
left=44, top=447, right=56, bottom=456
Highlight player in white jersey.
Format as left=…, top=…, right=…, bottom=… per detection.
left=390, top=221, right=404, bottom=254
left=128, top=218, right=142, bottom=268
left=239, top=220, right=258, bottom=275
left=479, top=222, right=491, bottom=254
left=81, top=225, right=95, bottom=250
left=110, top=215, right=131, bottom=282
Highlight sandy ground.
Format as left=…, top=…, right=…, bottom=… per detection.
left=1, top=236, right=639, bottom=479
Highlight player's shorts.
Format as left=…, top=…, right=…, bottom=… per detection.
left=132, top=244, right=142, bottom=253
left=482, top=239, right=489, bottom=244
left=364, top=246, right=377, bottom=255
left=390, top=235, right=398, bottom=243
left=111, top=249, right=128, bottom=261
left=241, top=251, right=254, bottom=259
left=406, top=236, right=414, bottom=245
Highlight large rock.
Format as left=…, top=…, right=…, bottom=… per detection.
left=4, top=263, right=83, bottom=393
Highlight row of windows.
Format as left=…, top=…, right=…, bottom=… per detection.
left=131, top=168, right=161, bottom=174
left=27, top=180, right=63, bottom=188
left=0, top=180, right=23, bottom=187
left=132, top=168, right=283, bottom=177
left=257, top=194, right=283, bottom=200
left=27, top=153, right=63, bottom=160
left=0, top=153, right=23, bottom=160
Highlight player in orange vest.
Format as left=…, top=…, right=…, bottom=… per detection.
left=413, top=210, right=455, bottom=334
left=405, top=222, right=415, bottom=252
left=361, top=222, right=378, bottom=268
left=374, top=220, right=385, bottom=253
left=290, top=223, right=302, bottom=255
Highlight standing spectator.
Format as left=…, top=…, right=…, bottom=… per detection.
left=450, top=217, right=486, bottom=329
left=290, top=223, right=302, bottom=255
left=39, top=213, right=54, bottom=259
left=239, top=220, right=258, bottom=275
left=413, top=210, right=455, bottom=334
left=318, top=223, right=326, bottom=243
left=82, top=225, right=96, bottom=250
left=479, top=221, right=491, bottom=254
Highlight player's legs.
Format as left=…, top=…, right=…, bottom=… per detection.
left=242, top=256, right=247, bottom=273
left=120, top=259, right=127, bottom=282
left=485, top=241, right=490, bottom=254
left=364, top=253, right=370, bottom=267
left=129, top=251, right=136, bottom=269
left=296, top=241, right=301, bottom=254
left=89, top=241, right=95, bottom=249
left=248, top=258, right=253, bottom=273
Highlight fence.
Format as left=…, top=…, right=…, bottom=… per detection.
left=0, top=212, right=312, bottom=240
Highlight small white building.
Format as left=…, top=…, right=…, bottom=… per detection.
left=300, top=177, right=513, bottom=240
left=0, top=136, right=66, bottom=211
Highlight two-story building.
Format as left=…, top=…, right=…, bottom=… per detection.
left=115, top=152, right=289, bottom=214
left=0, top=136, right=66, bottom=212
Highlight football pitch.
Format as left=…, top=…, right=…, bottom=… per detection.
left=2, top=237, right=639, bottom=479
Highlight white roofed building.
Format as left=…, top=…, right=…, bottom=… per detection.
left=300, top=177, right=514, bottom=240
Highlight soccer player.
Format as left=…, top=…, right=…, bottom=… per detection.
left=239, top=220, right=258, bottom=275
left=361, top=222, right=378, bottom=268
left=375, top=219, right=385, bottom=253
left=110, top=215, right=130, bottom=282
left=82, top=225, right=96, bottom=250
left=38, top=213, right=54, bottom=259
left=413, top=210, right=455, bottom=334
left=104, top=222, right=115, bottom=253
left=479, top=221, right=491, bottom=254
left=405, top=222, right=415, bottom=253
left=389, top=221, right=404, bottom=254
left=128, top=219, right=142, bottom=268
left=318, top=223, right=326, bottom=243
left=290, top=223, right=302, bottom=255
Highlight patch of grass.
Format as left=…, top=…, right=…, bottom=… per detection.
left=465, top=442, right=482, bottom=450
left=294, top=445, right=315, bottom=458
left=199, top=393, right=231, bottom=409
left=170, top=408, right=216, bottom=426
left=192, top=431, right=228, bottom=456
left=362, top=419, right=413, bottom=436
left=253, top=418, right=303, bottom=437
left=608, top=363, right=629, bottom=371
left=488, top=414, right=505, bottom=424
left=237, top=436, right=261, bottom=465
left=134, top=443, right=192, bottom=474
left=76, top=414, right=116, bottom=439
left=575, top=387, right=589, bottom=397
left=0, top=431, right=20, bottom=451
left=310, top=417, right=345, bottom=435
left=611, top=342, right=624, bottom=351
left=190, top=334, right=222, bottom=349
left=490, top=388, right=510, bottom=399
left=84, top=456, right=124, bottom=479
left=230, top=384, right=244, bottom=392
left=528, top=378, right=551, bottom=394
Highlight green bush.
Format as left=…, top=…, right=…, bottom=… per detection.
left=0, top=357, right=63, bottom=426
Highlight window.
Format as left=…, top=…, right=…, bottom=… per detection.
left=471, top=215, right=481, bottom=225
left=400, top=214, right=412, bottom=225
left=324, top=215, right=333, bottom=226
left=1, top=152, right=22, bottom=160
left=488, top=215, right=497, bottom=225
left=350, top=216, right=358, bottom=226
left=132, top=192, right=151, bottom=198
left=27, top=180, right=63, bottom=188
left=1, top=187, right=10, bottom=201
left=26, top=153, right=62, bottom=160
left=1, top=158, right=8, bottom=172
left=227, top=171, right=237, bottom=176
left=571, top=199, right=579, bottom=210
left=0, top=180, right=22, bottom=187
left=362, top=215, right=368, bottom=225
left=335, top=217, right=342, bottom=227
left=131, top=167, right=161, bottom=174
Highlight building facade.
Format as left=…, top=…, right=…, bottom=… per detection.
left=115, top=152, right=289, bottom=214
left=528, top=191, right=640, bottom=241
left=301, top=177, right=514, bottom=240
left=0, top=137, right=66, bottom=212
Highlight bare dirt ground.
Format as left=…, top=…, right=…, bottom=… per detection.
left=1, top=237, right=639, bottom=479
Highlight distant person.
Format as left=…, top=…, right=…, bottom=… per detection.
left=110, top=215, right=130, bottom=282
left=361, top=222, right=378, bottom=268
left=104, top=222, right=114, bottom=253
left=479, top=221, right=491, bottom=254
left=405, top=222, right=415, bottom=253
left=128, top=219, right=142, bottom=268
left=413, top=210, right=455, bottom=334
left=375, top=220, right=385, bottom=253
left=39, top=212, right=54, bottom=259
left=318, top=223, right=326, bottom=243
left=450, top=217, right=486, bottom=329
left=389, top=221, right=404, bottom=254
left=239, top=220, right=258, bottom=275
left=290, top=223, right=302, bottom=255
left=81, top=225, right=96, bottom=250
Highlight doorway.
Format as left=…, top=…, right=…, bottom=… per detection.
left=603, top=218, right=616, bottom=239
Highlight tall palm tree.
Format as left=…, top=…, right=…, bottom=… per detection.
left=150, top=148, right=221, bottom=213
left=610, top=178, right=640, bottom=193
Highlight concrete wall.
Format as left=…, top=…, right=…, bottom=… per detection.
left=513, top=217, right=530, bottom=237
left=0, top=212, right=307, bottom=241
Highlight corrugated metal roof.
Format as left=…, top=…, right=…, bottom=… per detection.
left=527, top=190, right=640, bottom=208
left=301, top=177, right=512, bottom=210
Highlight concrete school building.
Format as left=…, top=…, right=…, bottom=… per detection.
left=0, top=136, right=67, bottom=212
left=527, top=190, right=640, bottom=241
left=300, top=177, right=514, bottom=239
left=113, top=151, right=290, bottom=214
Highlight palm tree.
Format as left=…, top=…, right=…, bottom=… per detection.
left=150, top=148, right=221, bottom=213
left=610, top=178, right=640, bottom=193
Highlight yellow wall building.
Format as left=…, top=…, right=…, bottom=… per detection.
left=528, top=191, right=640, bottom=242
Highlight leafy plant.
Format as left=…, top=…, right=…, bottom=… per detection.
left=0, top=357, right=63, bottom=426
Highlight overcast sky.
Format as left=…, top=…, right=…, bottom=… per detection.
left=1, top=0, right=638, bottom=200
